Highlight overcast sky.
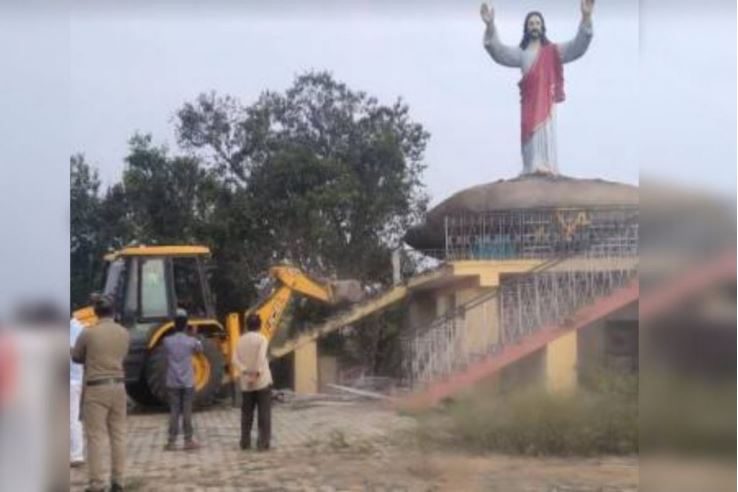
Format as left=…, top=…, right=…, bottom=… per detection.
left=69, top=0, right=644, bottom=206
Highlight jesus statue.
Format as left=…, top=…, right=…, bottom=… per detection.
left=481, top=0, right=594, bottom=175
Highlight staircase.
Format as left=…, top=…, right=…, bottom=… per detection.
left=398, top=254, right=638, bottom=410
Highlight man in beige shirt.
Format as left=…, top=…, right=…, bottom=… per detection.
left=71, top=294, right=130, bottom=492
left=232, top=313, right=273, bottom=450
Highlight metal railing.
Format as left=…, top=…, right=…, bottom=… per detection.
left=402, top=255, right=636, bottom=388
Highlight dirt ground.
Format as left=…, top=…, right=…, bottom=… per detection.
left=69, top=399, right=638, bottom=491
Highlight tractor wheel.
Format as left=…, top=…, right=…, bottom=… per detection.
left=145, top=338, right=225, bottom=408
left=125, top=381, right=159, bottom=407
left=190, top=339, right=226, bottom=408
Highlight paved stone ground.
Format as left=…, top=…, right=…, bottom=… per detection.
left=69, top=400, right=638, bottom=491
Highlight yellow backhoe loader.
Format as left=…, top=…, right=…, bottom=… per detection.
left=73, top=245, right=362, bottom=407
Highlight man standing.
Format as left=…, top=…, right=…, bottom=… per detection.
left=163, top=308, right=203, bottom=451
left=233, top=314, right=273, bottom=451
left=481, top=0, right=594, bottom=175
left=70, top=317, right=85, bottom=467
left=71, top=294, right=130, bottom=492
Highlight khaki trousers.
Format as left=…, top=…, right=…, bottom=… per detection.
left=83, top=383, right=127, bottom=490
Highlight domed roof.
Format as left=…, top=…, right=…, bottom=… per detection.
left=405, top=173, right=638, bottom=250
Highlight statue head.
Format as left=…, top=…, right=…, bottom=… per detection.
left=520, top=11, right=550, bottom=49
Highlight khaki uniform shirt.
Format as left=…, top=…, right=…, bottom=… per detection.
left=71, top=317, right=130, bottom=382
left=232, top=331, right=272, bottom=391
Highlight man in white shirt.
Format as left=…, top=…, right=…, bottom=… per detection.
left=232, top=314, right=273, bottom=451
left=70, top=317, right=85, bottom=466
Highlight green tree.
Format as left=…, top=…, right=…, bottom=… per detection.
left=97, top=182, right=133, bottom=251
left=70, top=154, right=104, bottom=309
left=176, top=71, right=429, bottom=283
left=121, top=134, right=220, bottom=244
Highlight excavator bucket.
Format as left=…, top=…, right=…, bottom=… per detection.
left=330, top=280, right=365, bottom=304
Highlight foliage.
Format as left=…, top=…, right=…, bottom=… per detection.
left=415, top=371, right=638, bottom=456
left=70, top=154, right=104, bottom=309
left=176, top=71, right=429, bottom=281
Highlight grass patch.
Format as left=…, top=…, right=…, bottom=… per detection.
left=417, top=372, right=638, bottom=456
left=640, top=371, right=736, bottom=456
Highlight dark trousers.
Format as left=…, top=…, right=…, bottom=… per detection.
left=240, top=387, right=271, bottom=449
left=168, top=387, right=194, bottom=442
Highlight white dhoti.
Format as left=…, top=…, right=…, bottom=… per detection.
left=522, top=109, right=558, bottom=174
left=70, top=381, right=84, bottom=462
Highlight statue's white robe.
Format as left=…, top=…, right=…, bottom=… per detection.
left=484, top=20, right=593, bottom=174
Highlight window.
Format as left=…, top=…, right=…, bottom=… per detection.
left=172, top=257, right=207, bottom=317
left=141, top=258, right=169, bottom=318
left=103, top=259, right=124, bottom=297
left=124, top=258, right=139, bottom=320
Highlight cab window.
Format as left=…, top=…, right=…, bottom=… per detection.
left=140, top=258, right=169, bottom=318
left=172, top=257, right=207, bottom=317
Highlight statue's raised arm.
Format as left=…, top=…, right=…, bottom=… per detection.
left=481, top=2, right=523, bottom=68
left=581, top=0, right=594, bottom=20
left=557, top=0, right=595, bottom=64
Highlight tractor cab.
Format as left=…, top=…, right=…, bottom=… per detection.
left=102, top=245, right=216, bottom=328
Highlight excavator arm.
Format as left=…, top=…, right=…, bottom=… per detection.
left=270, top=266, right=334, bottom=303
left=247, top=266, right=352, bottom=341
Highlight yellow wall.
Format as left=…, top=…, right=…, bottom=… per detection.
left=545, top=331, right=578, bottom=394
left=455, top=287, right=499, bottom=356
left=407, top=293, right=436, bottom=331
left=436, top=292, right=455, bottom=317
left=294, top=340, right=318, bottom=394
left=451, top=260, right=544, bottom=287
left=405, top=277, right=501, bottom=377
left=318, top=355, right=338, bottom=392
left=577, top=319, right=606, bottom=385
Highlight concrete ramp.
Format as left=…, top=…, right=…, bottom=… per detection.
left=270, top=284, right=409, bottom=359
left=396, top=279, right=639, bottom=411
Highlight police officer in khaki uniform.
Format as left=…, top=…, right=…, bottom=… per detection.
left=72, top=294, right=130, bottom=492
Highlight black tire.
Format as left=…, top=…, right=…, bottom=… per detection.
left=125, top=381, right=160, bottom=407
left=145, top=338, right=226, bottom=408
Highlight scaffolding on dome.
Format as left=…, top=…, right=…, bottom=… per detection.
left=420, top=206, right=638, bottom=262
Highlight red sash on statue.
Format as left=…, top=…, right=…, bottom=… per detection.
left=518, top=43, right=564, bottom=144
